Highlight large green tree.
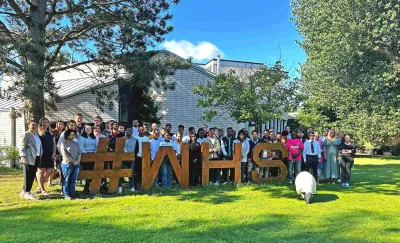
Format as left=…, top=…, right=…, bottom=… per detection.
left=193, top=61, right=300, bottom=131
left=0, top=0, right=180, bottom=120
left=291, top=0, right=400, bottom=145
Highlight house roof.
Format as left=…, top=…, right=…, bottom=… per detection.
left=0, top=50, right=215, bottom=110
left=203, top=58, right=264, bottom=66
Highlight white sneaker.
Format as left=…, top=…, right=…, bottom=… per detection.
left=130, top=187, right=136, bottom=192
left=118, top=187, right=123, bottom=194
left=24, top=193, right=37, bottom=200
left=337, top=179, right=341, bottom=183
left=214, top=182, right=220, bottom=186
left=20, top=191, right=26, bottom=198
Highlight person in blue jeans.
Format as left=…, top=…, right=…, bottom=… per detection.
left=118, top=128, right=138, bottom=193
left=159, top=133, right=177, bottom=188
left=60, top=129, right=81, bottom=200
left=285, top=131, right=304, bottom=184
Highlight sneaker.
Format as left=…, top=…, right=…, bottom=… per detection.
left=118, top=187, right=123, bottom=194
left=214, top=182, right=220, bottom=186
left=64, top=195, right=72, bottom=200
left=130, top=187, right=136, bottom=192
left=345, top=183, right=350, bottom=187
left=337, top=179, right=341, bottom=183
left=24, top=193, right=37, bottom=200
left=341, top=183, right=346, bottom=187
left=289, top=181, right=293, bottom=184
left=20, top=191, right=26, bottom=198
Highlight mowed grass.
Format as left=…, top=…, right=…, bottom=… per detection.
left=0, top=157, right=399, bottom=243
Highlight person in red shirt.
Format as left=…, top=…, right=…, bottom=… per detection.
left=286, top=131, right=304, bottom=184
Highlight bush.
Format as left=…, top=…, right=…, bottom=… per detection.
left=0, top=146, right=19, bottom=167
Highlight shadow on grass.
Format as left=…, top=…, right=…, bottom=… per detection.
left=0, top=203, right=396, bottom=243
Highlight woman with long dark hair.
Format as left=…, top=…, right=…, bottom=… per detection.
left=189, top=134, right=202, bottom=186
left=78, top=125, right=97, bottom=193
left=36, top=118, right=56, bottom=196
left=233, top=130, right=250, bottom=182
left=49, top=121, right=64, bottom=186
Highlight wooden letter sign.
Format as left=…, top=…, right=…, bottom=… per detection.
left=141, top=142, right=189, bottom=190
left=251, top=143, right=288, bottom=183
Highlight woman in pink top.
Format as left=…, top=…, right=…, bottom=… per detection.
left=285, top=131, right=304, bottom=184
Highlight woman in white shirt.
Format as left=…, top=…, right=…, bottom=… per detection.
left=233, top=130, right=250, bottom=183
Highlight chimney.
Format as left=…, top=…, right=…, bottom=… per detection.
left=216, top=54, right=221, bottom=75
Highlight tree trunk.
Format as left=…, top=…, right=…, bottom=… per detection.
left=24, top=0, right=46, bottom=121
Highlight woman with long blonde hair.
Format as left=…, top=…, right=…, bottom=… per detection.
left=323, top=128, right=341, bottom=184
left=36, top=118, right=56, bottom=195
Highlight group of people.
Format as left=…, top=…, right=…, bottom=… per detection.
left=18, top=113, right=356, bottom=200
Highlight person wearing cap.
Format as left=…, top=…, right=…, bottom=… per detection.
left=302, top=132, right=321, bottom=180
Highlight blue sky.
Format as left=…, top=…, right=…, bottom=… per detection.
left=158, top=0, right=305, bottom=75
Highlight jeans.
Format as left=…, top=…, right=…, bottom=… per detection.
left=340, top=156, right=354, bottom=184
left=305, top=155, right=318, bottom=180
left=287, top=160, right=302, bottom=181
left=161, top=157, right=173, bottom=188
left=118, top=161, right=135, bottom=188
left=61, top=163, right=80, bottom=196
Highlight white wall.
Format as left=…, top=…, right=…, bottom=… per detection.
left=153, top=67, right=245, bottom=133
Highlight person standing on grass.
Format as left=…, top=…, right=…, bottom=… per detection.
left=233, top=130, right=250, bottom=183
left=49, top=120, right=65, bottom=187
left=314, top=132, right=325, bottom=183
left=221, top=127, right=234, bottom=183
left=78, top=125, right=97, bottom=193
left=150, top=129, right=163, bottom=187
left=324, top=129, right=341, bottom=184
left=339, top=135, right=356, bottom=187
left=302, top=132, right=321, bottom=181
left=60, top=129, right=81, bottom=200
left=203, top=128, right=221, bottom=185
left=35, top=118, right=56, bottom=196
left=159, top=133, right=178, bottom=188
left=134, top=126, right=150, bottom=189
left=248, top=130, right=259, bottom=180
left=19, top=119, right=41, bottom=200
left=189, top=134, right=202, bottom=186
left=321, top=128, right=329, bottom=142
left=286, top=131, right=304, bottom=184
left=174, top=132, right=183, bottom=158
left=118, top=128, right=138, bottom=193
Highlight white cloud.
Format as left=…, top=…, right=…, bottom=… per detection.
left=161, top=40, right=224, bottom=62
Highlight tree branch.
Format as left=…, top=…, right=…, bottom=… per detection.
left=45, top=22, right=115, bottom=70
left=6, top=0, right=30, bottom=26
left=45, top=21, right=116, bottom=47
left=46, top=1, right=126, bottom=16
left=44, top=0, right=58, bottom=27
left=48, top=59, right=113, bottom=73
left=5, top=57, right=23, bottom=70
left=0, top=19, right=14, bottom=38
left=0, top=11, right=18, bottom=17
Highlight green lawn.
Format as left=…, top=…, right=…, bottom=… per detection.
left=0, top=157, right=399, bottom=243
